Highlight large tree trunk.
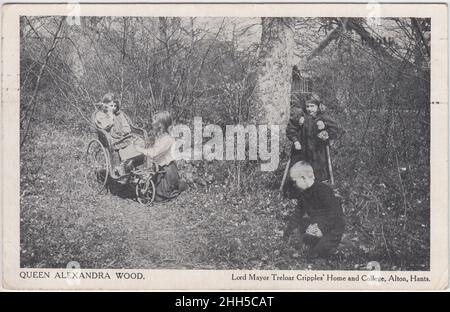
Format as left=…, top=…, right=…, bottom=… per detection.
left=251, top=17, right=295, bottom=126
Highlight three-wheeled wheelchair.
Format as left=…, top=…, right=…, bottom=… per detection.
left=84, top=109, right=163, bottom=205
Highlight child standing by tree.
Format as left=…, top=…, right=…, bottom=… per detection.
left=134, top=111, right=187, bottom=201
left=286, top=94, right=340, bottom=183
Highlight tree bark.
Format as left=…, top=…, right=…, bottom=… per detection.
left=251, top=17, right=295, bottom=126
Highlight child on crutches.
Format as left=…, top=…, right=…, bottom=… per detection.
left=282, top=94, right=340, bottom=196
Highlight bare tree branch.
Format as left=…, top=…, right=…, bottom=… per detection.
left=411, top=18, right=430, bottom=58
left=306, top=26, right=341, bottom=61
left=21, top=17, right=66, bottom=147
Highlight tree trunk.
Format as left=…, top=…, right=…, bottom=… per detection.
left=251, top=17, right=295, bottom=126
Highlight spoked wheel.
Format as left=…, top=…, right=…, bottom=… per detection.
left=135, top=175, right=156, bottom=205
left=84, top=139, right=109, bottom=194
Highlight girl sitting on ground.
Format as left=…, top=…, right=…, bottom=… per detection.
left=134, top=111, right=187, bottom=201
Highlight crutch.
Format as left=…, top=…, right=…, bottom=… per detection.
left=326, top=144, right=334, bottom=185
left=279, top=158, right=291, bottom=192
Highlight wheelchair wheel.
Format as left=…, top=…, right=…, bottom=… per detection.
left=84, top=139, right=109, bottom=194
left=135, top=175, right=156, bottom=205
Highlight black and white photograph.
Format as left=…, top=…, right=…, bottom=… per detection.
left=2, top=2, right=447, bottom=291
left=17, top=12, right=432, bottom=272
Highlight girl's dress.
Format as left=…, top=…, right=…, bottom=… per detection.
left=110, top=111, right=143, bottom=161
left=95, top=110, right=114, bottom=130
left=140, top=133, right=187, bottom=201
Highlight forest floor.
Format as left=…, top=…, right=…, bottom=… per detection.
left=20, top=122, right=417, bottom=271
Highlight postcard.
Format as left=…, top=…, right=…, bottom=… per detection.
left=1, top=2, right=447, bottom=290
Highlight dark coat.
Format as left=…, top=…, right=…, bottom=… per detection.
left=288, top=181, right=345, bottom=235
left=286, top=109, right=340, bottom=181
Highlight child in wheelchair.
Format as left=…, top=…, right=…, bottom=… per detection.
left=95, top=93, right=145, bottom=176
